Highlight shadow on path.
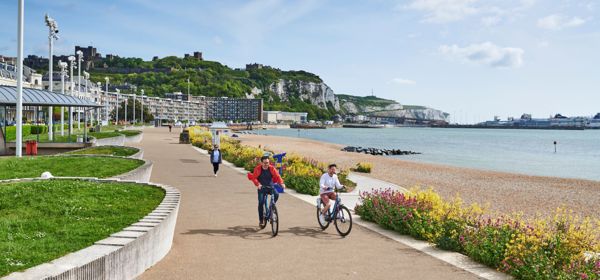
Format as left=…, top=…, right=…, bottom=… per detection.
left=183, top=226, right=342, bottom=240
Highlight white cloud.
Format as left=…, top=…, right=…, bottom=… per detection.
left=391, top=78, right=417, bottom=85
left=481, top=15, right=501, bottom=26
left=537, top=14, right=586, bottom=30
left=404, top=0, right=479, bottom=23
left=439, top=42, right=524, bottom=68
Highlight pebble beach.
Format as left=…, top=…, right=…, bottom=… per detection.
left=240, top=134, right=600, bottom=219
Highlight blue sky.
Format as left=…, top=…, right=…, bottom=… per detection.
left=1, top=0, right=599, bottom=122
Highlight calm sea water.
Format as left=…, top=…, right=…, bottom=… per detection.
left=254, top=127, right=600, bottom=181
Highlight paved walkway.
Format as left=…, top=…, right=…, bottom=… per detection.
left=134, top=127, right=480, bottom=280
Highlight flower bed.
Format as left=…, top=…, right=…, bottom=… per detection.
left=355, top=188, right=600, bottom=279
left=190, top=130, right=355, bottom=195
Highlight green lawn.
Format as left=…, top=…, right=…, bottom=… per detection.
left=0, top=179, right=165, bottom=276
left=0, top=156, right=144, bottom=180
left=66, top=146, right=139, bottom=157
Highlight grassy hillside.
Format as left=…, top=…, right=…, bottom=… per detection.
left=337, top=94, right=398, bottom=108
left=87, top=57, right=331, bottom=119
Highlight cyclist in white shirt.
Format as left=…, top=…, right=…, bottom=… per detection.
left=319, top=164, right=345, bottom=221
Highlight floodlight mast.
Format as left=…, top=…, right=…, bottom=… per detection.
left=59, top=61, right=68, bottom=136
left=68, top=55, right=75, bottom=135
left=45, top=14, right=59, bottom=141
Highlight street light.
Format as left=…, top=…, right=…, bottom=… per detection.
left=115, top=88, right=120, bottom=125
left=96, top=81, right=101, bottom=125
left=15, top=0, right=24, bottom=157
left=59, top=61, right=67, bottom=136
left=83, top=71, right=91, bottom=124
left=76, top=50, right=83, bottom=130
left=140, top=89, right=144, bottom=125
left=132, top=85, right=136, bottom=124
left=68, top=55, right=75, bottom=135
left=45, top=14, right=59, bottom=142
left=104, top=77, right=109, bottom=124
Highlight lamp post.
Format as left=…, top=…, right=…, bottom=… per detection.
left=15, top=0, right=24, bottom=157
left=68, top=55, right=75, bottom=135
left=96, top=81, right=101, bottom=125
left=115, top=88, right=120, bottom=125
left=124, top=92, right=128, bottom=125
left=132, top=85, right=136, bottom=124
left=45, top=14, right=58, bottom=142
left=104, top=77, right=109, bottom=124
left=140, top=89, right=144, bottom=125
left=59, top=61, right=67, bottom=136
left=76, top=50, right=83, bottom=130
left=83, top=71, right=91, bottom=124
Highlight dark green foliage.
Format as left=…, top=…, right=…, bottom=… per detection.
left=89, top=57, right=335, bottom=120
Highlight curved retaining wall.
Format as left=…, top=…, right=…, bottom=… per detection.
left=124, top=133, right=143, bottom=144
left=3, top=178, right=180, bottom=280
left=130, top=147, right=144, bottom=159
left=93, top=135, right=126, bottom=147
left=111, top=158, right=153, bottom=184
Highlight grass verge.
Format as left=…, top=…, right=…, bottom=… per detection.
left=0, top=156, right=144, bottom=179
left=0, top=179, right=164, bottom=276
left=66, top=146, right=139, bottom=157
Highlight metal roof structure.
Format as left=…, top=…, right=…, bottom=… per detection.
left=0, top=85, right=101, bottom=107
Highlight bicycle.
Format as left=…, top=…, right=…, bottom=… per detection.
left=316, top=187, right=352, bottom=237
left=258, top=185, right=279, bottom=237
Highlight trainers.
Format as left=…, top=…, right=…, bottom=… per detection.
left=214, top=173, right=217, bottom=177
left=319, top=213, right=326, bottom=224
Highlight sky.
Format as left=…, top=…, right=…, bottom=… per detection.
left=1, top=0, right=599, bottom=122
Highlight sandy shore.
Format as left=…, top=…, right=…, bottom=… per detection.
left=239, top=134, right=600, bottom=218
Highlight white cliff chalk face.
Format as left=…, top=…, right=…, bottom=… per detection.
left=269, top=79, right=340, bottom=111
left=264, top=79, right=447, bottom=121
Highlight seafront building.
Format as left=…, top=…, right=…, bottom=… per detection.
left=0, top=61, right=263, bottom=123
left=262, top=111, right=308, bottom=123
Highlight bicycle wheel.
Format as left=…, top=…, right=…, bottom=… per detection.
left=334, top=205, right=352, bottom=237
left=270, top=204, right=279, bottom=236
left=316, top=204, right=330, bottom=230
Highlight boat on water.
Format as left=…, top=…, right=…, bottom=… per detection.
left=342, top=123, right=385, bottom=128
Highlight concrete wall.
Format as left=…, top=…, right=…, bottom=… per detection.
left=93, top=135, right=126, bottom=147
left=6, top=142, right=91, bottom=156
left=3, top=178, right=180, bottom=280
left=111, top=158, right=153, bottom=183
left=124, top=133, right=143, bottom=144
left=130, top=148, right=144, bottom=159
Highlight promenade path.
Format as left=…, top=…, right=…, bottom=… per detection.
left=135, top=127, right=480, bottom=280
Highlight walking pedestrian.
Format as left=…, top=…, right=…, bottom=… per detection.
left=168, top=124, right=172, bottom=133
left=209, top=145, right=222, bottom=176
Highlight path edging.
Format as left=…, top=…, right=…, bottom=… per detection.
left=2, top=177, right=181, bottom=280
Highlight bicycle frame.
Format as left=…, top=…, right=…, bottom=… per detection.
left=262, top=187, right=276, bottom=221
left=324, top=195, right=344, bottom=221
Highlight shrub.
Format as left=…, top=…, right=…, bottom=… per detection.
left=188, top=130, right=355, bottom=196
left=29, top=125, right=47, bottom=135
left=355, top=188, right=600, bottom=280
left=353, top=162, right=373, bottom=173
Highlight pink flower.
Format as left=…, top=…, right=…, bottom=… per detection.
left=579, top=273, right=588, bottom=279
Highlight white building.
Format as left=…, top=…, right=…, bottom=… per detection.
left=262, top=111, right=307, bottom=123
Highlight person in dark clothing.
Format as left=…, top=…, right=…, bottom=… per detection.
left=168, top=124, right=172, bottom=132
left=248, top=156, right=286, bottom=227
left=209, top=145, right=222, bottom=176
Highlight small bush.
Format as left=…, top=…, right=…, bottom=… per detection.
left=353, top=162, right=373, bottom=173
left=29, top=125, right=47, bottom=135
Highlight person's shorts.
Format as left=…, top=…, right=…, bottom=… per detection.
left=320, top=192, right=337, bottom=205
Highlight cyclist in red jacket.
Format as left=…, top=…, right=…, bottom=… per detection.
left=248, top=156, right=286, bottom=227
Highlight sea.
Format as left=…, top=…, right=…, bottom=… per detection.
left=254, top=127, right=600, bottom=181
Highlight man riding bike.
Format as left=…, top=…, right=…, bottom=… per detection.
left=319, top=164, right=345, bottom=222
left=248, top=156, right=286, bottom=227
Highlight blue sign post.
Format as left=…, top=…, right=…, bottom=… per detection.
left=273, top=152, right=287, bottom=176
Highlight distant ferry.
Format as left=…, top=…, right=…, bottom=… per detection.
left=342, top=123, right=385, bottom=128
left=436, top=113, right=600, bottom=130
